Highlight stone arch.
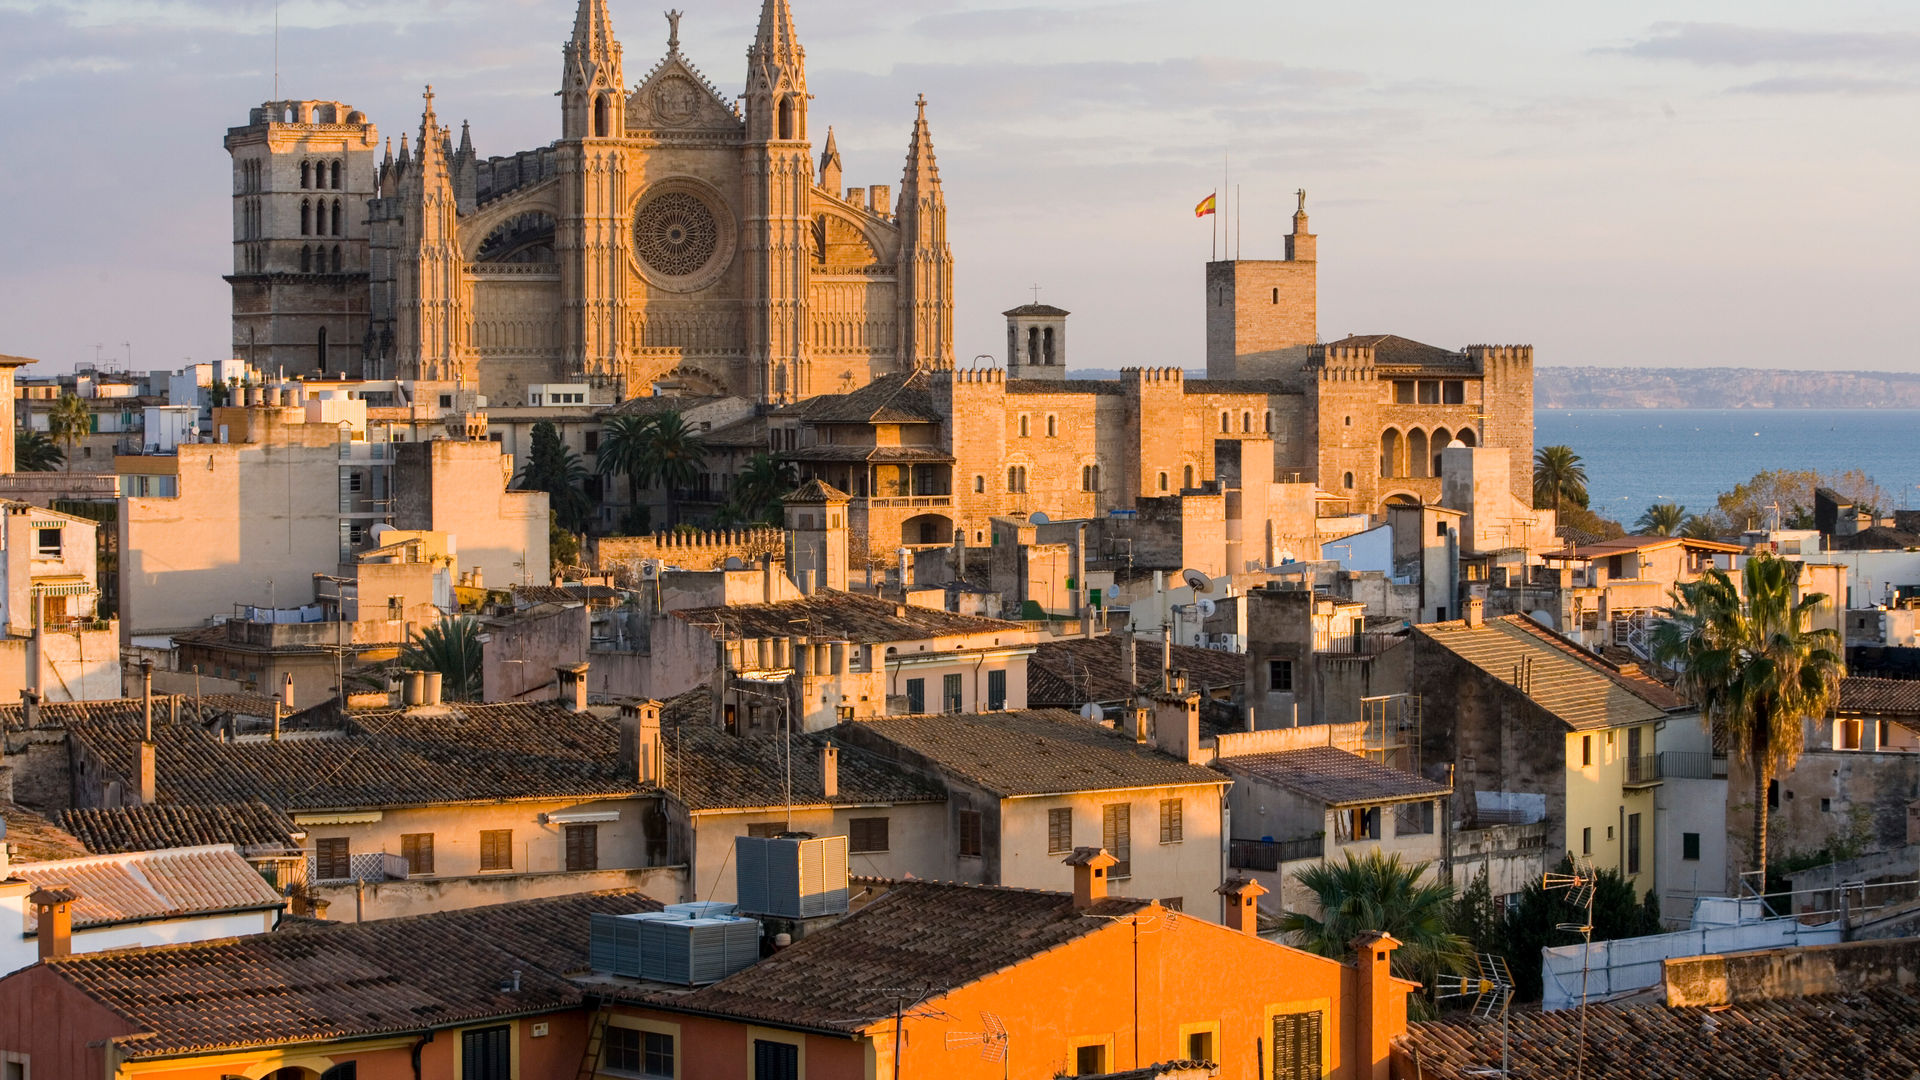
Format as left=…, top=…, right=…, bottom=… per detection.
left=1431, top=427, right=1451, bottom=477
left=1379, top=428, right=1402, bottom=478
left=903, top=513, right=953, bottom=546
left=457, top=179, right=563, bottom=262
left=1380, top=491, right=1421, bottom=513
left=654, top=364, right=731, bottom=397
left=475, top=211, right=558, bottom=264
left=1458, top=428, right=1477, bottom=447
left=1408, top=428, right=1429, bottom=478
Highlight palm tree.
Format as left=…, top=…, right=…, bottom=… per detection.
left=13, top=430, right=63, bottom=472
left=1679, top=514, right=1720, bottom=541
left=47, top=393, right=91, bottom=474
left=1533, top=445, right=1588, bottom=516
left=1651, top=554, right=1844, bottom=875
left=399, top=616, right=484, bottom=700
left=1635, top=502, right=1687, bottom=536
left=596, top=414, right=655, bottom=528
left=1279, top=850, right=1470, bottom=1007
left=639, top=410, right=707, bottom=529
left=727, top=452, right=798, bottom=525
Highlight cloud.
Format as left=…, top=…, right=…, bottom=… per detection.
left=1607, top=22, right=1920, bottom=68
left=1728, top=74, right=1920, bottom=96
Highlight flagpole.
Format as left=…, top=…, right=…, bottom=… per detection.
left=1236, top=183, right=1242, bottom=259
left=1211, top=191, right=1217, bottom=262
left=1222, top=147, right=1230, bottom=264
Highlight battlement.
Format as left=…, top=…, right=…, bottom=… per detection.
left=243, top=100, right=371, bottom=129
left=947, top=367, right=1006, bottom=385
left=1464, top=344, right=1534, bottom=362
left=1122, top=367, right=1185, bottom=385
left=593, top=528, right=784, bottom=578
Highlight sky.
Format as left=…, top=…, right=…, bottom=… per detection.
left=4, top=0, right=1920, bottom=375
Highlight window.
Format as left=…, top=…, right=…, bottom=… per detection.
left=301, top=199, right=311, bottom=235
left=301, top=160, right=311, bottom=188
left=1102, top=803, right=1131, bottom=878
left=1242, top=411, right=1252, bottom=432
left=1183, top=465, right=1195, bottom=488
left=1271, top=1010, right=1323, bottom=1080
left=1187, top=1030, right=1215, bottom=1064
left=320, top=1065, right=358, bottom=1080
left=1343, top=471, right=1354, bottom=489
left=1047, top=414, right=1058, bottom=437
left=958, top=809, right=984, bottom=858
left=1340, top=807, right=1380, bottom=842
left=906, top=677, right=926, bottom=713
left=1019, top=414, right=1030, bottom=437
left=1683, top=832, right=1701, bottom=861
left=315, top=837, right=350, bottom=881
left=461, top=1025, right=511, bottom=1080
left=604, top=1026, right=675, bottom=1078
left=747, top=822, right=784, bottom=839
left=1159, top=798, right=1183, bottom=844
left=330, top=199, right=342, bottom=236
left=1048, top=807, right=1072, bottom=853
left=986, top=669, right=1007, bottom=710
left=300, top=245, right=313, bottom=272
left=943, top=672, right=963, bottom=712
left=1443, top=380, right=1465, bottom=404
left=330, top=160, right=342, bottom=189
left=400, top=833, right=435, bottom=875
left=1581, top=735, right=1592, bottom=767
left=565, top=824, right=599, bottom=871
left=1393, top=380, right=1415, bottom=404
left=347, top=472, right=364, bottom=494
left=479, top=829, right=512, bottom=871
left=1081, top=464, right=1100, bottom=491
left=1220, top=412, right=1231, bottom=433
left=1395, top=800, right=1435, bottom=836
left=1267, top=659, right=1294, bottom=692
left=1627, top=813, right=1642, bottom=875
left=34, top=528, right=60, bottom=558
left=1417, top=380, right=1440, bottom=404
left=1581, top=827, right=1592, bottom=855
left=1075, top=1045, right=1108, bottom=1075
left=849, top=816, right=890, bottom=853
left=1157, top=471, right=1169, bottom=492
left=1271, top=287, right=1279, bottom=304
left=974, top=474, right=985, bottom=494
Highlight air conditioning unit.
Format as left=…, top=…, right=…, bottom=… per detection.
left=589, top=911, right=676, bottom=977
left=588, top=909, right=761, bottom=985
left=735, top=834, right=850, bottom=919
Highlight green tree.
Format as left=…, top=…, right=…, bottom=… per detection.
left=1679, top=513, right=1722, bottom=541
left=726, top=453, right=798, bottom=525
left=595, top=414, right=655, bottom=531
left=1497, top=858, right=1664, bottom=1001
left=1532, top=445, right=1588, bottom=516
left=47, top=393, right=91, bottom=474
left=1651, top=554, right=1844, bottom=874
left=1635, top=502, right=1687, bottom=536
left=13, top=431, right=63, bottom=472
left=1449, top=865, right=1502, bottom=959
left=1716, top=468, right=1887, bottom=532
left=639, top=410, right=707, bottom=529
left=1279, top=850, right=1470, bottom=1012
left=515, top=421, right=590, bottom=534
left=399, top=616, right=483, bottom=700
left=549, top=510, right=582, bottom=575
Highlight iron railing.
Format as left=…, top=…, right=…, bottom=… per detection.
left=1658, top=751, right=1728, bottom=780
left=1626, top=754, right=1662, bottom=785
left=1229, top=835, right=1324, bottom=872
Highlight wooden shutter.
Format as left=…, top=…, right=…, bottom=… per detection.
left=479, top=829, right=512, bottom=871
left=958, top=810, right=983, bottom=858
left=400, top=833, right=434, bottom=875
left=1160, top=798, right=1183, bottom=843
left=462, top=1025, right=512, bottom=1080
left=753, top=1038, right=799, bottom=1080
left=1103, top=804, right=1130, bottom=877
left=1048, top=808, right=1072, bottom=853
left=1271, top=1011, right=1322, bottom=1080
left=565, top=824, right=598, bottom=872
left=316, top=837, right=350, bottom=880
left=849, top=817, right=889, bottom=854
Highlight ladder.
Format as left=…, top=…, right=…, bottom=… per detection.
left=575, top=999, right=611, bottom=1080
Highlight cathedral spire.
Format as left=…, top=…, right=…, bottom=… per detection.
left=412, top=85, right=449, bottom=187
left=896, top=96, right=953, bottom=370
left=569, top=0, right=618, bottom=68
left=749, top=0, right=803, bottom=73
left=744, top=0, right=806, bottom=142
left=562, top=0, right=624, bottom=138
left=819, top=125, right=841, bottom=193
left=457, top=119, right=473, bottom=157
left=899, top=95, right=941, bottom=194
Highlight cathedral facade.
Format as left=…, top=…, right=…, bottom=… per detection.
left=226, top=0, right=953, bottom=405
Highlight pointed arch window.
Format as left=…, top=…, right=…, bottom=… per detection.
left=300, top=161, right=311, bottom=189
left=331, top=199, right=342, bottom=236
left=331, top=245, right=342, bottom=273
left=300, top=200, right=311, bottom=236
left=778, top=96, right=795, bottom=141
left=331, top=160, right=342, bottom=189
left=594, top=95, right=610, bottom=138
left=300, top=245, right=312, bottom=272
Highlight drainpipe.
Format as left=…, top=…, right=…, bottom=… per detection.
left=410, top=1029, right=437, bottom=1080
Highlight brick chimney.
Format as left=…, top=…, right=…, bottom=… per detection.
left=1464, top=596, right=1484, bottom=628
left=819, top=744, right=838, bottom=799
left=556, top=663, right=589, bottom=712
left=620, top=700, right=664, bottom=785
left=1152, top=687, right=1203, bottom=765
left=30, top=886, right=77, bottom=961
left=1350, top=930, right=1404, bottom=1080
left=1216, top=874, right=1268, bottom=935
left=1064, top=847, right=1117, bottom=911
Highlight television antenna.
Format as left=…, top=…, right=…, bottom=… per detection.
left=1434, top=952, right=1514, bottom=1077
left=1543, top=859, right=1600, bottom=1080
left=945, top=1011, right=1009, bottom=1078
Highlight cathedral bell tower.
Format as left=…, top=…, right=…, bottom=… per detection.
left=742, top=0, right=813, bottom=402
left=557, top=0, right=632, bottom=393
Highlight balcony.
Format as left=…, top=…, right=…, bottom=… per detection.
left=1229, top=835, right=1325, bottom=872
left=309, top=851, right=410, bottom=885
left=1658, top=751, right=1728, bottom=781
left=1624, top=754, right=1663, bottom=788
left=865, top=494, right=953, bottom=509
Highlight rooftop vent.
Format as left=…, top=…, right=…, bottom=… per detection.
left=735, top=834, right=850, bottom=919
left=589, top=909, right=761, bottom=985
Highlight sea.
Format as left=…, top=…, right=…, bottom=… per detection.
left=1534, top=409, right=1920, bottom=520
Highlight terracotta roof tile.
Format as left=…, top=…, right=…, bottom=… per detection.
left=671, top=589, right=1024, bottom=644
left=1026, top=636, right=1243, bottom=709
left=59, top=801, right=299, bottom=855
left=12, top=846, right=284, bottom=931
left=0, top=801, right=90, bottom=860
left=36, top=890, right=661, bottom=1058
left=1218, top=745, right=1450, bottom=807
left=1417, top=615, right=1681, bottom=731
left=1838, top=676, right=1920, bottom=716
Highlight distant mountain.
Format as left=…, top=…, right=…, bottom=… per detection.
left=1538, top=367, right=1920, bottom=409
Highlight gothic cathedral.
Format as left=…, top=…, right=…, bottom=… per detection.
left=224, top=0, right=954, bottom=405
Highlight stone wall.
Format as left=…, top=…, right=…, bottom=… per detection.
left=592, top=528, right=783, bottom=581
left=1664, top=937, right=1920, bottom=1008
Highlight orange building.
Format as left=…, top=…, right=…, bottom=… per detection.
left=592, top=854, right=1414, bottom=1080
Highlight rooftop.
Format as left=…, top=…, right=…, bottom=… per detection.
left=672, top=589, right=1024, bottom=644
left=1323, top=334, right=1470, bottom=370
left=1002, top=303, right=1070, bottom=317
left=0, top=801, right=90, bottom=861
left=1417, top=614, right=1686, bottom=731
left=603, top=880, right=1150, bottom=1034
left=59, top=801, right=300, bottom=855
left=838, top=709, right=1227, bottom=798
left=1217, top=745, right=1450, bottom=807
left=1570, top=534, right=1746, bottom=558
left=783, top=371, right=941, bottom=425
left=11, top=845, right=285, bottom=932
left=1025, top=636, right=1244, bottom=709
left=27, top=890, right=660, bottom=1059
left=1837, top=676, right=1920, bottom=717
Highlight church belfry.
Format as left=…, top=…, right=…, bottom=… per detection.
left=562, top=0, right=625, bottom=140
left=743, top=0, right=814, bottom=401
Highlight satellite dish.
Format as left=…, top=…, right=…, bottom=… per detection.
left=1079, top=702, right=1105, bottom=722
left=1195, top=597, right=1217, bottom=618
left=723, top=556, right=745, bottom=570
left=1029, top=511, right=1050, bottom=524
left=1181, top=568, right=1211, bottom=592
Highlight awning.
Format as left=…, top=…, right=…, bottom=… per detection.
left=291, top=811, right=384, bottom=825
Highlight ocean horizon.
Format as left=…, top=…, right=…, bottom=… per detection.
left=1534, top=408, right=1920, bottom=523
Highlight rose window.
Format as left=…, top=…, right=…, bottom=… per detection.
left=633, top=192, right=719, bottom=277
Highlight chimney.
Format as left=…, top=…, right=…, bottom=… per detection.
left=18, top=688, right=38, bottom=729
left=1123, top=705, right=1149, bottom=744
left=1153, top=689, right=1203, bottom=765
left=422, top=671, right=443, bottom=706
left=404, top=670, right=425, bottom=706
left=140, top=657, right=153, bottom=740
left=620, top=700, right=664, bottom=785
left=1243, top=705, right=1256, bottom=732
left=556, top=663, right=589, bottom=712
left=1464, top=596, right=1485, bottom=628
left=1065, top=847, right=1117, bottom=911
left=1350, top=931, right=1404, bottom=1080
left=280, top=672, right=295, bottom=710
left=470, top=565, right=483, bottom=590
left=819, top=744, right=838, bottom=799
left=31, top=886, right=76, bottom=961
left=1216, top=874, right=1268, bottom=935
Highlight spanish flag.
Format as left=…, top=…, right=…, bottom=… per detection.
left=1194, top=193, right=1217, bottom=218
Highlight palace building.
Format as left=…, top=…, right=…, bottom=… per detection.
left=224, top=0, right=952, bottom=405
